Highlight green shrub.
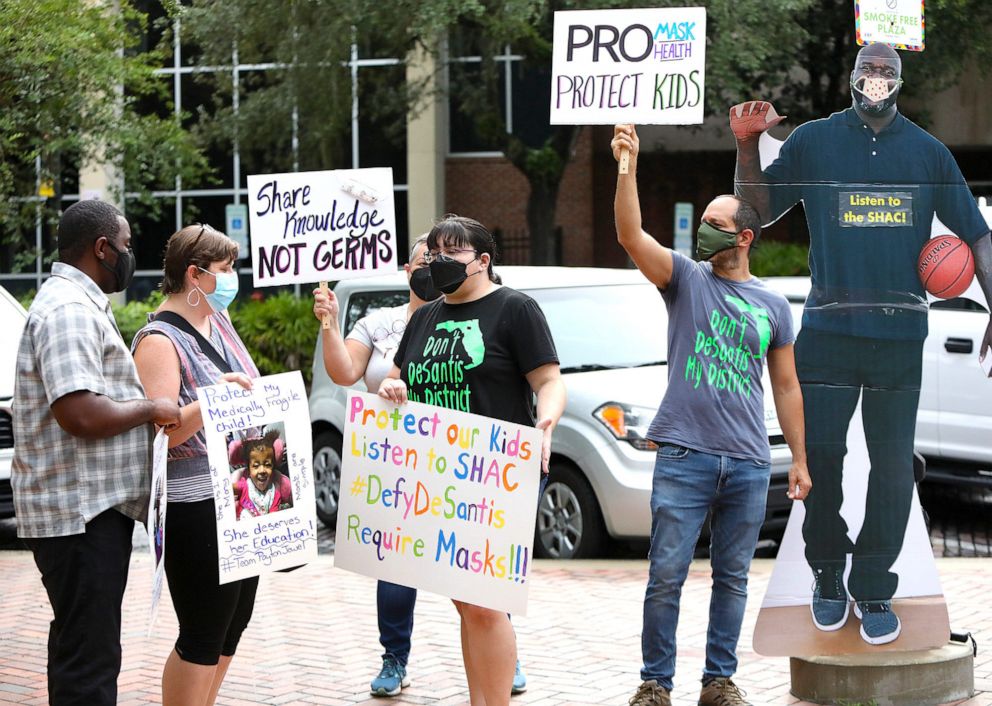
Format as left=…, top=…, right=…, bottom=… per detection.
left=113, top=291, right=164, bottom=345
left=750, top=241, right=811, bottom=277
left=16, top=289, right=36, bottom=310
left=230, top=292, right=316, bottom=387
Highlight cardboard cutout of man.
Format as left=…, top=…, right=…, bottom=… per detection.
left=731, top=42, right=992, bottom=646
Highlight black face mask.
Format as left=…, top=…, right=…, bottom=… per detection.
left=409, top=267, right=441, bottom=302
left=429, top=255, right=479, bottom=295
left=100, top=241, right=136, bottom=293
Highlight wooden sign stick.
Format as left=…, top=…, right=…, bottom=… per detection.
left=618, top=146, right=630, bottom=175
left=319, top=281, right=330, bottom=330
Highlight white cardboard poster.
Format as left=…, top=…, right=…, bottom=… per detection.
left=247, top=168, right=397, bottom=287
left=550, top=7, right=707, bottom=125
left=197, top=371, right=318, bottom=583
left=335, top=392, right=542, bottom=615
left=146, top=429, right=168, bottom=633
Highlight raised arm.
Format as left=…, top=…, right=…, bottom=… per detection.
left=313, top=287, right=374, bottom=386
left=611, top=124, right=674, bottom=289
left=730, top=101, right=785, bottom=225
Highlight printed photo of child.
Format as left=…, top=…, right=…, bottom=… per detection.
left=228, top=425, right=295, bottom=520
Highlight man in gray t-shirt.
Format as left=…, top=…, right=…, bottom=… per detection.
left=612, top=125, right=810, bottom=706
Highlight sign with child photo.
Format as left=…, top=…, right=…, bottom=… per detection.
left=246, top=167, right=397, bottom=287
left=197, top=371, right=318, bottom=583
left=335, top=392, right=543, bottom=615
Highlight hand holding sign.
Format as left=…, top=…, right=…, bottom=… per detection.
left=378, top=377, right=408, bottom=405
left=611, top=124, right=639, bottom=175
left=313, top=283, right=336, bottom=331
left=729, top=101, right=786, bottom=143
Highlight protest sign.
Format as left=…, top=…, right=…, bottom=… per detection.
left=335, top=392, right=542, bottom=615
left=197, top=371, right=317, bottom=583
left=247, top=168, right=396, bottom=287
left=146, top=429, right=168, bottom=633
left=856, top=0, right=925, bottom=52
left=550, top=7, right=707, bottom=125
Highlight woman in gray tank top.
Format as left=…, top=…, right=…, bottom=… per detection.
left=132, top=224, right=259, bottom=706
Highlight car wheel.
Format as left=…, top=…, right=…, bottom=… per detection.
left=535, top=463, right=604, bottom=559
left=313, top=428, right=342, bottom=528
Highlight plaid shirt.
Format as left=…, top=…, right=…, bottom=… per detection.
left=12, top=263, right=153, bottom=538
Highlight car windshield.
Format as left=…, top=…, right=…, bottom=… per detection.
left=527, top=284, right=667, bottom=371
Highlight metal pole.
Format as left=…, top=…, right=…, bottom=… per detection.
left=35, top=155, right=42, bottom=291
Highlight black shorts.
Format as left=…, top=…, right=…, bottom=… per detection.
left=164, top=499, right=259, bottom=665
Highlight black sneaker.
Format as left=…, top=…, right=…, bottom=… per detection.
left=810, top=567, right=849, bottom=631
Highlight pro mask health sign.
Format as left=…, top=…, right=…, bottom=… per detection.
left=855, top=0, right=924, bottom=52
left=550, top=7, right=707, bottom=125
left=335, top=392, right=542, bottom=615
left=247, top=167, right=397, bottom=287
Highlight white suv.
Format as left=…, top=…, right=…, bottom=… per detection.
left=0, top=285, right=27, bottom=519
left=309, top=267, right=797, bottom=558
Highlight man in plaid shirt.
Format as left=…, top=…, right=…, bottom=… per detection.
left=12, top=199, right=180, bottom=706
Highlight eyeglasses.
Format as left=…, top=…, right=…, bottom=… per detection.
left=424, top=248, right=478, bottom=264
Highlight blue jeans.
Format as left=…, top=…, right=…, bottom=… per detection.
left=377, top=473, right=550, bottom=665
left=641, top=445, right=770, bottom=690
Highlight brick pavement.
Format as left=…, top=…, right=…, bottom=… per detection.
left=1, top=552, right=989, bottom=706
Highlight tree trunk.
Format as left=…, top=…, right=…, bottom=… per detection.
left=527, top=179, right=560, bottom=266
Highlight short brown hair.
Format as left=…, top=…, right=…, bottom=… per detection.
left=161, top=224, right=239, bottom=294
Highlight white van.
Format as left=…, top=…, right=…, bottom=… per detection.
left=0, top=285, right=28, bottom=518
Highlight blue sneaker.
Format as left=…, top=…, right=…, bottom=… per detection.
left=810, top=568, right=849, bottom=631
left=511, top=660, right=527, bottom=695
left=370, top=656, right=410, bottom=697
left=854, top=600, right=901, bottom=645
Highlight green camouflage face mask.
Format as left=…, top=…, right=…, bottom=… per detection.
left=695, top=221, right=739, bottom=261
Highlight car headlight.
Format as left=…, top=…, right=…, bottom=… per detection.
left=593, top=402, right=659, bottom=451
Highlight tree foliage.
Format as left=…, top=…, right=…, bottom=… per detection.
left=743, top=0, right=992, bottom=125
left=0, top=0, right=208, bottom=271
left=176, top=0, right=992, bottom=266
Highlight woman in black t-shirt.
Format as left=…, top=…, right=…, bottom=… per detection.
left=379, top=215, right=565, bottom=706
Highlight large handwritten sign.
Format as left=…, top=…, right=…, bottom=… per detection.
left=198, top=371, right=317, bottom=583
left=247, top=168, right=396, bottom=287
left=856, top=0, right=924, bottom=52
left=550, top=7, right=707, bottom=125
left=335, top=392, right=542, bottom=615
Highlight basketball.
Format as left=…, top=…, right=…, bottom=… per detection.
left=917, top=235, right=975, bottom=299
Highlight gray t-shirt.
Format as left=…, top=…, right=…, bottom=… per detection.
left=647, top=252, right=794, bottom=463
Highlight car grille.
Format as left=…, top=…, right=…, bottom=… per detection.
left=0, top=410, right=12, bottom=449
left=768, top=433, right=786, bottom=447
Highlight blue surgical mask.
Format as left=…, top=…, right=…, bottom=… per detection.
left=197, top=267, right=239, bottom=312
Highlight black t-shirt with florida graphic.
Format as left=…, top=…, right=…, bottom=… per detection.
left=393, top=286, right=558, bottom=427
